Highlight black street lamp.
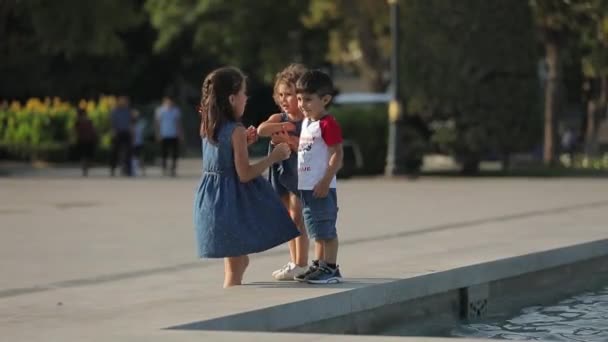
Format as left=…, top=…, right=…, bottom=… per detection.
left=385, top=0, right=403, bottom=176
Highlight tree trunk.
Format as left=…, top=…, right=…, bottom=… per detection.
left=585, top=99, right=597, bottom=154
left=543, top=40, right=560, bottom=166
left=598, top=76, right=608, bottom=148
left=586, top=76, right=608, bottom=154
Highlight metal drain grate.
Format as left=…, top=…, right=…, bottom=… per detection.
left=461, top=283, right=489, bottom=321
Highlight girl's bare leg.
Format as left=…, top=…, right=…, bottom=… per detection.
left=224, top=255, right=249, bottom=288
left=290, top=193, right=309, bottom=267
left=281, top=195, right=297, bottom=264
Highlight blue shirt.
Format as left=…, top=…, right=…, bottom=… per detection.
left=111, top=107, right=132, bottom=133
left=156, top=105, right=181, bottom=138
left=134, top=119, right=146, bottom=146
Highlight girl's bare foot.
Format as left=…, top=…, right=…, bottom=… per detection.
left=223, top=276, right=242, bottom=288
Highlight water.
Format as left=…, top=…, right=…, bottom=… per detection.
left=452, top=287, right=608, bottom=341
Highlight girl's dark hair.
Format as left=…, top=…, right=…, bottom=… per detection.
left=199, top=66, right=246, bottom=143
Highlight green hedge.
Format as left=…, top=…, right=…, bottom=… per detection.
left=0, top=97, right=161, bottom=163
left=0, top=98, right=110, bottom=162
left=332, top=104, right=388, bottom=175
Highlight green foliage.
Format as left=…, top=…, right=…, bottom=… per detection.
left=331, top=104, right=429, bottom=175
left=3, top=0, right=605, bottom=174
left=530, top=0, right=594, bottom=38
left=401, top=0, right=541, bottom=162
left=0, top=98, right=114, bottom=161
left=560, top=152, right=608, bottom=170
left=332, top=104, right=388, bottom=175
left=0, top=0, right=167, bottom=101
left=1, top=0, right=142, bottom=59
left=25, top=0, right=142, bottom=57
left=578, top=0, right=608, bottom=78
left=145, top=0, right=326, bottom=83
left=303, top=0, right=390, bottom=91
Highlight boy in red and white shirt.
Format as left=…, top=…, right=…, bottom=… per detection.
left=294, top=70, right=344, bottom=284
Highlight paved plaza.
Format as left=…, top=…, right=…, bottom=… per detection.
left=1, top=160, right=607, bottom=341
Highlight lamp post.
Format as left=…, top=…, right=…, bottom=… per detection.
left=385, top=0, right=403, bottom=176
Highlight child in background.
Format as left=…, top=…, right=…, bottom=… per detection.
left=132, top=110, right=146, bottom=176
left=74, top=108, right=98, bottom=177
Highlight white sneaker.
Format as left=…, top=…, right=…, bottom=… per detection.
left=274, top=263, right=308, bottom=281
left=272, top=262, right=294, bottom=278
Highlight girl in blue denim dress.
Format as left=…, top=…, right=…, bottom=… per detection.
left=194, top=67, right=299, bottom=288
left=257, top=64, right=311, bottom=281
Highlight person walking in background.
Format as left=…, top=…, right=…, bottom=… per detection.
left=155, top=96, right=183, bottom=177
left=132, top=110, right=147, bottom=176
left=74, top=108, right=98, bottom=177
left=561, top=126, right=577, bottom=163
left=110, top=96, right=134, bottom=177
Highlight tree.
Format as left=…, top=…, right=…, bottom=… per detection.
left=0, top=0, right=143, bottom=99
left=2, top=0, right=142, bottom=57
left=579, top=0, right=608, bottom=153
left=531, top=0, right=590, bottom=165
left=402, top=0, right=541, bottom=173
left=303, top=0, right=390, bottom=91
left=145, top=0, right=327, bottom=83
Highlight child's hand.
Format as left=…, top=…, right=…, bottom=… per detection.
left=281, top=122, right=296, bottom=132
left=270, top=130, right=289, bottom=145
left=246, top=125, right=258, bottom=145
left=270, top=143, right=291, bottom=162
left=287, top=136, right=299, bottom=151
left=313, top=179, right=330, bottom=198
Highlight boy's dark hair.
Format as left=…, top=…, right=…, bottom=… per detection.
left=295, top=70, right=334, bottom=97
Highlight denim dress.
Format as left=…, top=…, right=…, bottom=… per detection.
left=268, top=113, right=302, bottom=195
left=194, top=121, right=300, bottom=258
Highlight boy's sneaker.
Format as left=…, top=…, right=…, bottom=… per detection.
left=294, top=264, right=319, bottom=282
left=273, top=263, right=308, bottom=281
left=272, top=262, right=294, bottom=278
left=306, top=265, right=342, bottom=284
left=334, top=267, right=342, bottom=278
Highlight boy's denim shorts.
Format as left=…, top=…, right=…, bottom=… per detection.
left=299, top=189, right=338, bottom=240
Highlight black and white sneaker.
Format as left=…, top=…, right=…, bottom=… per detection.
left=294, top=262, right=319, bottom=282
left=306, top=265, right=342, bottom=284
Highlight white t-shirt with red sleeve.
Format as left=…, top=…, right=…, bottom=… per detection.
left=297, top=115, right=343, bottom=190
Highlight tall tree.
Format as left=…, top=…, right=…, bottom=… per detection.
left=303, top=0, right=390, bottom=91
left=0, top=0, right=142, bottom=99
left=579, top=0, right=608, bottom=152
left=145, top=0, right=327, bottom=83
left=402, top=0, right=541, bottom=173
left=531, top=0, right=588, bottom=165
